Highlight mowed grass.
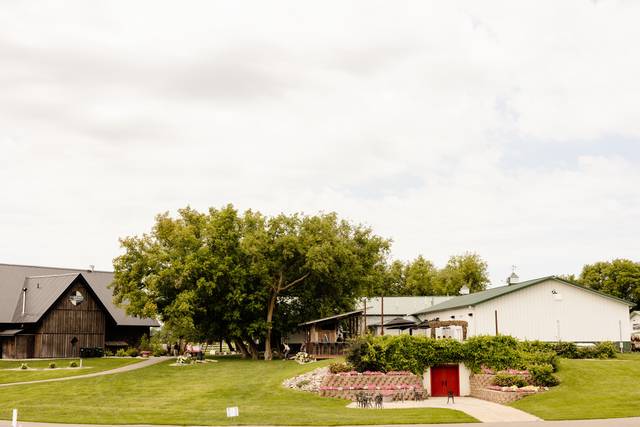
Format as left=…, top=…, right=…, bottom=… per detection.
left=0, top=357, right=476, bottom=425
left=0, top=357, right=142, bottom=384
left=512, top=353, right=640, bottom=420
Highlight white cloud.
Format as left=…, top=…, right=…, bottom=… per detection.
left=0, top=0, right=639, bottom=285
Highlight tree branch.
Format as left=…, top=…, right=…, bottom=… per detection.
left=281, top=272, right=310, bottom=291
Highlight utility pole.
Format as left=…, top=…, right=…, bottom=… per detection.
left=380, top=295, right=385, bottom=336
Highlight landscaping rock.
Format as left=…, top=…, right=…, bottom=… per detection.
left=282, top=366, right=329, bottom=393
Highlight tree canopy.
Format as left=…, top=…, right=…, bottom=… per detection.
left=111, top=205, right=390, bottom=359
left=379, top=252, right=490, bottom=296
left=574, top=259, right=640, bottom=306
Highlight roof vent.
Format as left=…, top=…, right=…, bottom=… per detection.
left=507, top=272, right=520, bottom=285
left=89, top=265, right=95, bottom=273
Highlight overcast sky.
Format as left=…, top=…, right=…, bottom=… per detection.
left=1, top=1, right=639, bottom=285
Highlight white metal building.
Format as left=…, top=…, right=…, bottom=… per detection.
left=413, top=276, right=633, bottom=347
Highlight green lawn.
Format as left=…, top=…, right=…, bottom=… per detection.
left=512, top=353, right=640, bottom=420
left=0, top=358, right=476, bottom=425
left=0, top=358, right=142, bottom=384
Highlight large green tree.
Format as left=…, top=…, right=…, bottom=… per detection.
left=576, top=259, right=640, bottom=306
left=112, top=205, right=266, bottom=358
left=241, top=211, right=389, bottom=359
left=111, top=205, right=390, bottom=360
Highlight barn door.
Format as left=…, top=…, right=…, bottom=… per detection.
left=430, top=365, right=460, bottom=397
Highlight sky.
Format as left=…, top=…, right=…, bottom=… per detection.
left=1, top=1, right=639, bottom=286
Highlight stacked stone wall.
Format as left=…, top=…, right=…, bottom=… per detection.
left=470, top=373, right=536, bottom=404
left=319, top=372, right=424, bottom=400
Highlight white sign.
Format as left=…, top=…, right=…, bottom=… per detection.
left=12, top=409, right=17, bottom=427
left=226, top=407, right=239, bottom=417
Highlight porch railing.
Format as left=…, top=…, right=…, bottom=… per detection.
left=305, top=342, right=350, bottom=356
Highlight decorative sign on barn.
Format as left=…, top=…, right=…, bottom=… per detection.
left=69, top=290, right=85, bottom=306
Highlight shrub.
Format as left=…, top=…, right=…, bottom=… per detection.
left=529, top=364, right=559, bottom=386
left=69, top=361, right=78, bottom=368
left=126, top=348, right=139, bottom=357
left=115, top=349, right=128, bottom=357
left=493, top=373, right=528, bottom=388
left=553, top=342, right=578, bottom=358
left=519, top=350, right=559, bottom=372
left=593, top=341, right=617, bottom=359
left=20, top=363, right=28, bottom=370
left=153, top=348, right=167, bottom=357
left=329, top=362, right=352, bottom=374
left=463, top=335, right=520, bottom=372
left=518, top=340, right=554, bottom=353
left=104, top=349, right=114, bottom=357
left=48, top=362, right=56, bottom=369
left=138, top=335, right=151, bottom=352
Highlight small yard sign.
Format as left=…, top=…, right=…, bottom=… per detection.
left=12, top=409, right=17, bottom=427
left=226, top=407, right=239, bottom=417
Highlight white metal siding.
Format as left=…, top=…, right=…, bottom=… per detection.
left=426, top=279, right=631, bottom=342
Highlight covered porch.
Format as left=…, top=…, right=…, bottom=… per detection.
left=298, top=310, right=363, bottom=358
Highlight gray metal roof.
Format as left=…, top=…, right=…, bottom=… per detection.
left=363, top=296, right=453, bottom=316
left=298, top=310, right=364, bottom=326
left=0, top=263, right=158, bottom=327
left=412, top=276, right=634, bottom=316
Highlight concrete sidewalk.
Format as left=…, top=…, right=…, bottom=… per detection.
left=347, top=397, right=540, bottom=423
left=0, top=357, right=170, bottom=388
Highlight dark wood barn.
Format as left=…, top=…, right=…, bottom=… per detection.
left=0, top=264, right=158, bottom=359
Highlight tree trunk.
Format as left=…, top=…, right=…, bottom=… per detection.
left=247, top=338, right=259, bottom=360
left=233, top=339, right=250, bottom=359
left=225, top=338, right=235, bottom=352
left=264, top=292, right=278, bottom=360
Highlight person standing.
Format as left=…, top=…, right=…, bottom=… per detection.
left=282, top=342, right=290, bottom=360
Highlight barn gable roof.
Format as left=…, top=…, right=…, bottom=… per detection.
left=413, top=276, right=634, bottom=316
left=0, top=263, right=158, bottom=327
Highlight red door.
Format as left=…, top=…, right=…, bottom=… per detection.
left=430, top=365, right=460, bottom=397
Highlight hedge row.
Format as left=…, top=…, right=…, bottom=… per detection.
left=346, top=335, right=564, bottom=374
left=346, top=335, right=619, bottom=375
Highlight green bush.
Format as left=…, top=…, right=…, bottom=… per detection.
left=493, top=373, right=528, bottom=387
left=115, top=348, right=128, bottom=357
left=69, top=361, right=78, bottom=368
left=138, top=335, right=151, bottom=352
left=463, top=335, right=520, bottom=372
left=126, top=347, right=139, bottom=357
left=48, top=362, right=56, bottom=369
left=328, top=361, right=353, bottom=374
left=518, top=340, right=554, bottom=353
left=553, top=342, right=579, bottom=358
left=20, top=363, right=28, bottom=370
left=529, top=364, right=559, bottom=386
left=518, top=350, right=559, bottom=372
left=152, top=348, right=167, bottom=357
left=104, top=349, right=114, bottom=357
left=593, top=341, right=617, bottom=359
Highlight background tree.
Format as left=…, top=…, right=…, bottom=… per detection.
left=435, top=252, right=490, bottom=295
left=576, top=259, right=640, bottom=306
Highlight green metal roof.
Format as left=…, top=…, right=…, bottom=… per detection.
left=412, top=276, right=634, bottom=316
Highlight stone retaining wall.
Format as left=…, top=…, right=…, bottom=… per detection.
left=470, top=373, right=535, bottom=404
left=319, top=372, right=424, bottom=400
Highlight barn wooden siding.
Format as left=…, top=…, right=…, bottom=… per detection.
left=34, top=281, right=106, bottom=358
